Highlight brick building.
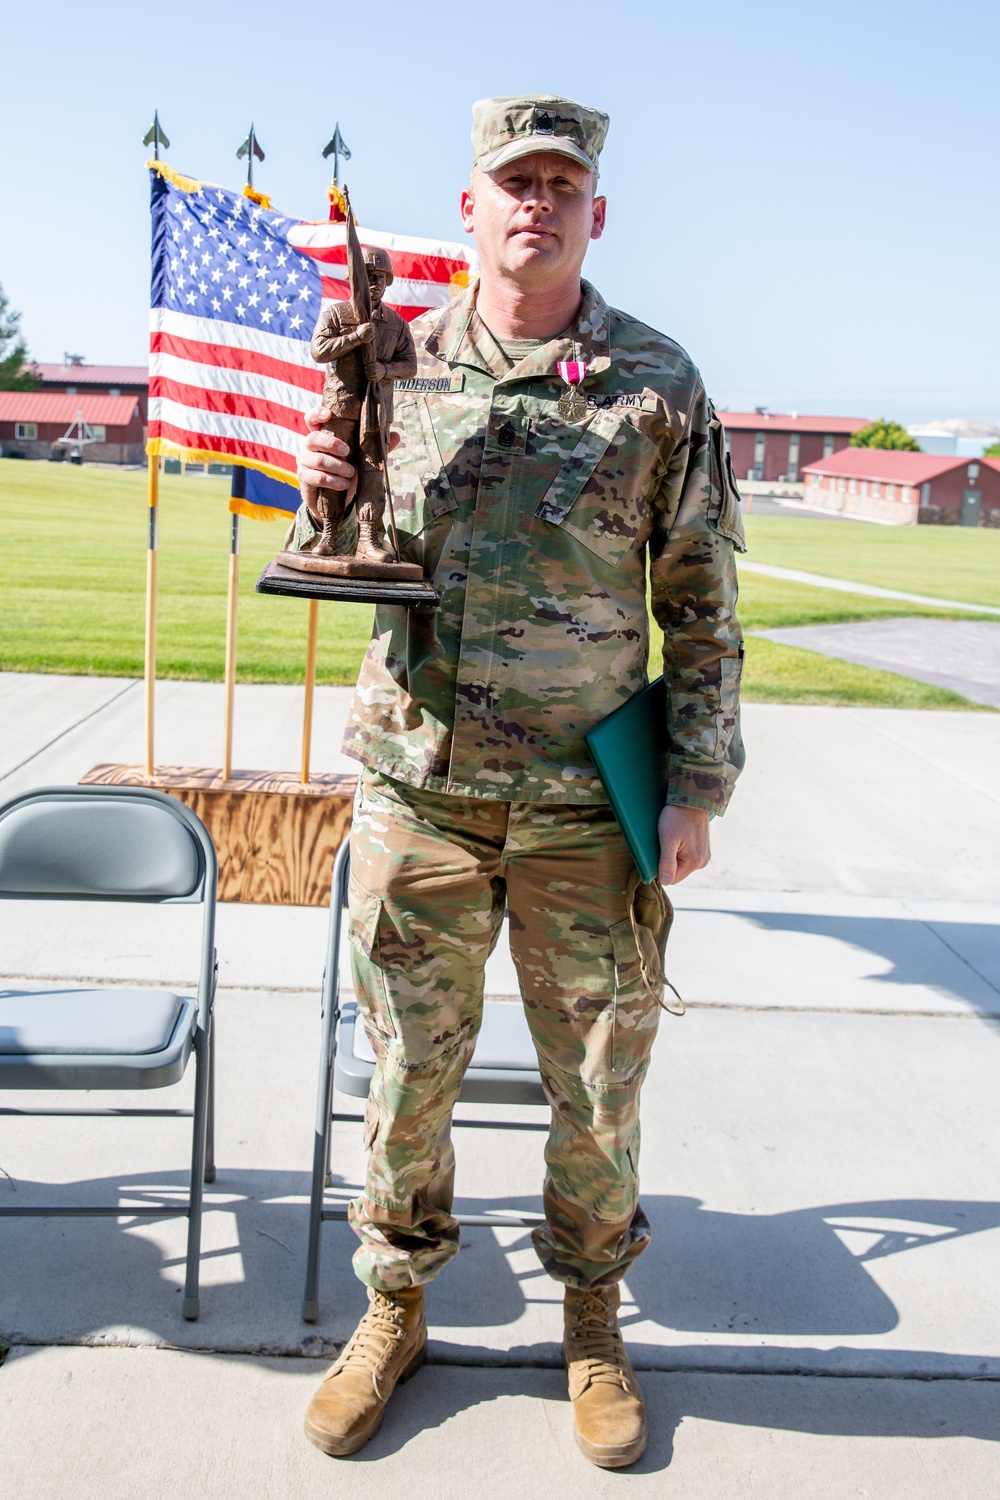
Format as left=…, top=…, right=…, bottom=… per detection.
left=801, top=449, right=1000, bottom=527
left=30, top=361, right=149, bottom=424
left=721, top=411, right=869, bottom=483
left=0, top=393, right=146, bottom=464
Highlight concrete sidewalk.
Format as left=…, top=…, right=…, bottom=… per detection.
left=1, top=673, right=999, bottom=1496
left=756, top=618, right=1000, bottom=709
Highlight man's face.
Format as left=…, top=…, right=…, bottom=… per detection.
left=460, top=152, right=606, bottom=290
left=366, top=268, right=388, bottom=306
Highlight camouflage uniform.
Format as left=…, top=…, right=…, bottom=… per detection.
left=298, top=271, right=746, bottom=1292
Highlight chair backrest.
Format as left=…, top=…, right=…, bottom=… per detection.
left=0, top=787, right=211, bottom=903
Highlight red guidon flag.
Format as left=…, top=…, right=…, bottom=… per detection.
left=146, top=161, right=477, bottom=499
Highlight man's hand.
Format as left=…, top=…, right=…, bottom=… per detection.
left=657, top=804, right=711, bottom=885
left=356, top=321, right=375, bottom=344
left=297, top=407, right=400, bottom=521
left=298, top=406, right=357, bottom=520
left=365, top=360, right=387, bottom=382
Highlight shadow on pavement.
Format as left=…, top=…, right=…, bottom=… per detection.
left=711, top=910, right=1000, bottom=1016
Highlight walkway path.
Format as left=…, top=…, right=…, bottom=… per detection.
left=739, top=560, right=1000, bottom=615
left=754, top=618, right=1000, bottom=709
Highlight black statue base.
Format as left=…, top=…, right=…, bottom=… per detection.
left=256, top=560, right=440, bottom=609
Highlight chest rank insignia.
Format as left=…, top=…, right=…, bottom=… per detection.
left=556, top=359, right=589, bottom=423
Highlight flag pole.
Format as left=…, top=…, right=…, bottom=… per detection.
left=301, top=599, right=319, bottom=784
left=143, top=457, right=159, bottom=776
left=141, top=111, right=169, bottom=778
left=222, top=512, right=240, bottom=780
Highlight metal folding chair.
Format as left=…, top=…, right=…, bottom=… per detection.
left=302, top=838, right=548, bottom=1322
left=0, top=785, right=218, bottom=1320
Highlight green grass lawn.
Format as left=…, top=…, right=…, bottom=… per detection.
left=0, top=459, right=992, bottom=708
left=743, top=513, right=1000, bottom=607
left=0, top=459, right=375, bottom=684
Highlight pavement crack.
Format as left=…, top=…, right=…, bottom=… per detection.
left=0, top=679, right=140, bottom=784
left=904, top=908, right=1000, bottom=1001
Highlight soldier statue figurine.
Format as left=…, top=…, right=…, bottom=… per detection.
left=277, top=233, right=421, bottom=581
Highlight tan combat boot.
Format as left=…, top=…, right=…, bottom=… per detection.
left=355, top=519, right=395, bottom=565
left=304, top=1285, right=426, bottom=1456
left=564, top=1284, right=647, bottom=1468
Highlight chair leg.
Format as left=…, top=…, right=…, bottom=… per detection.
left=302, top=1001, right=339, bottom=1323
left=204, top=1011, right=217, bottom=1185
left=182, top=1024, right=211, bottom=1320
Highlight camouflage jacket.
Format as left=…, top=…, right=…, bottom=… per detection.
left=309, top=278, right=746, bottom=813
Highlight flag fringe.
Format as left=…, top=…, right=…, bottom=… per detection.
left=146, top=436, right=298, bottom=493
left=147, top=159, right=205, bottom=195
left=227, top=496, right=297, bottom=522
left=243, top=184, right=274, bottom=211
left=327, top=181, right=347, bottom=223
left=148, top=159, right=278, bottom=216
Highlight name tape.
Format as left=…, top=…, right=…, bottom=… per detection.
left=395, top=374, right=465, bottom=393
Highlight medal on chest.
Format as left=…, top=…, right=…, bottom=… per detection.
left=556, top=359, right=589, bottom=422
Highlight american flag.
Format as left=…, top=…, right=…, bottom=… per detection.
left=147, top=162, right=477, bottom=492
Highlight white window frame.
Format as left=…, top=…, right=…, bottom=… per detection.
left=902, top=486, right=912, bottom=503
left=887, top=484, right=896, bottom=500
left=14, top=422, right=37, bottom=439
left=87, top=425, right=107, bottom=443
left=872, top=481, right=881, bottom=498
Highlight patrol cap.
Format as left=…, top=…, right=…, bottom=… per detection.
left=471, top=95, right=609, bottom=178
left=362, top=246, right=393, bottom=284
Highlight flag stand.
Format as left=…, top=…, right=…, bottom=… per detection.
left=222, top=513, right=241, bottom=781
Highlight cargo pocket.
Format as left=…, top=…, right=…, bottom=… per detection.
left=347, top=872, right=397, bottom=1041
left=363, top=1091, right=380, bottom=1151
left=536, top=409, right=664, bottom=569
left=708, top=412, right=747, bottom=552
left=609, top=917, right=660, bottom=1074
left=716, top=655, right=743, bottom=760
left=627, top=870, right=684, bottom=1016
left=391, top=395, right=458, bottom=541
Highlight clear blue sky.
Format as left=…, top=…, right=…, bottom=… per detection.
left=3, top=0, right=998, bottom=422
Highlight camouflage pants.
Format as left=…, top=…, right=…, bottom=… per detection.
left=346, top=769, right=672, bottom=1292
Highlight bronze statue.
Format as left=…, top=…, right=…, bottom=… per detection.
left=277, top=198, right=421, bottom=583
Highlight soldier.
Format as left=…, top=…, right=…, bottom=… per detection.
left=304, top=245, right=417, bottom=562
left=296, top=95, right=746, bottom=1468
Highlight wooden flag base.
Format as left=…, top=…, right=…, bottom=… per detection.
left=80, top=763, right=357, bottom=907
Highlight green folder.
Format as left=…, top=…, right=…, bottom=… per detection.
left=585, top=677, right=669, bottom=885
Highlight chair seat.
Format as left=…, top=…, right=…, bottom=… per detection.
left=0, top=988, right=197, bottom=1090
left=335, top=1000, right=546, bottom=1106
left=352, top=1000, right=538, bottom=1071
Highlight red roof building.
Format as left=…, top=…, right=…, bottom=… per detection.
left=720, top=411, right=869, bottom=484
left=801, top=448, right=1000, bottom=527
left=29, top=361, right=148, bottom=423
left=0, top=392, right=146, bottom=465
